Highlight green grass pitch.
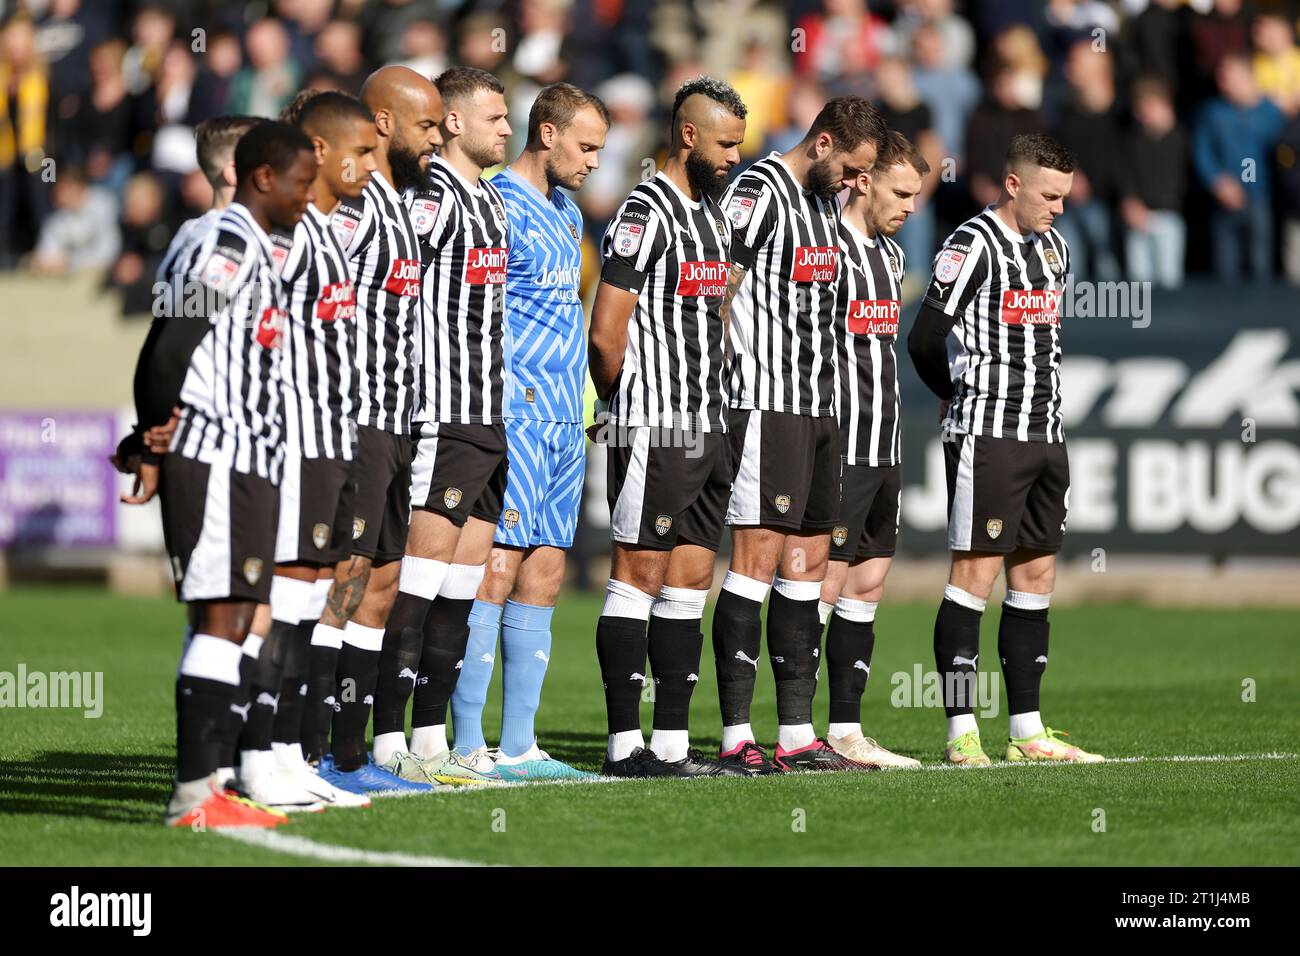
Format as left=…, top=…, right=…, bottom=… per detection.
left=1, top=587, right=1297, bottom=866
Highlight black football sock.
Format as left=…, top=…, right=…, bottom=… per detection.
left=331, top=624, right=383, bottom=771
left=826, top=605, right=877, bottom=726
left=711, top=576, right=766, bottom=728
left=302, top=629, right=341, bottom=763
left=767, top=579, right=823, bottom=728
left=373, top=590, right=431, bottom=737
left=596, top=614, right=650, bottom=736
left=219, top=643, right=256, bottom=769
left=411, top=595, right=473, bottom=734
left=175, top=634, right=243, bottom=784
left=271, top=619, right=312, bottom=749
left=239, top=620, right=291, bottom=755
left=998, top=599, right=1050, bottom=718
left=933, top=588, right=985, bottom=718
left=647, top=613, right=705, bottom=734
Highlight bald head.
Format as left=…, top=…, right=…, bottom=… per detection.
left=360, top=65, right=443, bottom=191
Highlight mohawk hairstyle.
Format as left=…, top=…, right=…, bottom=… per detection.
left=671, top=75, right=748, bottom=126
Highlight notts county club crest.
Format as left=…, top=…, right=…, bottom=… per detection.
left=352, top=517, right=365, bottom=540
left=774, top=494, right=791, bottom=515
left=444, top=487, right=463, bottom=510
left=502, top=508, right=521, bottom=530
left=655, top=515, right=672, bottom=536
left=568, top=222, right=579, bottom=241
left=243, top=557, right=264, bottom=585
left=1044, top=247, right=1063, bottom=277
left=986, top=518, right=1003, bottom=540
left=312, top=523, right=330, bottom=550
left=832, top=526, right=848, bottom=548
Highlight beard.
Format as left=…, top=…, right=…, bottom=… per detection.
left=806, top=156, right=841, bottom=200
left=685, top=149, right=727, bottom=202
left=388, top=135, right=426, bottom=192
left=462, top=135, right=501, bottom=172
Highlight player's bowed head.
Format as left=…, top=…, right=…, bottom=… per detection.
left=522, top=81, right=611, bottom=193
left=360, top=65, right=444, bottom=193
left=670, top=76, right=748, bottom=201
left=233, top=120, right=317, bottom=235
left=296, top=91, right=381, bottom=207
left=999, top=132, right=1076, bottom=236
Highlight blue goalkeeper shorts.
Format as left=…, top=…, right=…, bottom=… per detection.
left=495, top=418, right=586, bottom=549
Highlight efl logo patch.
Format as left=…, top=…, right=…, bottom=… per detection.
left=654, top=515, right=672, bottom=536
left=727, top=194, right=756, bottom=228
left=774, top=494, right=792, bottom=514
left=934, top=248, right=966, bottom=284
left=410, top=196, right=440, bottom=235
left=791, top=246, right=837, bottom=282
left=331, top=212, right=358, bottom=248
left=986, top=518, right=1003, bottom=540
left=384, top=258, right=421, bottom=297
left=443, top=487, right=463, bottom=510
left=255, top=307, right=287, bottom=349
left=269, top=234, right=292, bottom=276
left=832, top=526, right=848, bottom=548
left=501, top=508, right=520, bottom=530
left=846, top=299, right=900, bottom=336
left=613, top=220, right=644, bottom=257
left=316, top=280, right=355, bottom=321
left=1000, top=289, right=1061, bottom=326
left=198, top=251, right=240, bottom=293
left=312, top=523, right=330, bottom=550
left=465, top=248, right=507, bottom=285
left=243, top=557, right=264, bottom=585
left=675, top=260, right=730, bottom=297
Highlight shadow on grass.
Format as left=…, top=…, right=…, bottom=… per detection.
left=0, top=751, right=172, bottom=824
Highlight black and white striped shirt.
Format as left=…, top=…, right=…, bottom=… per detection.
left=156, top=209, right=221, bottom=288
left=171, top=202, right=286, bottom=479
left=923, top=207, right=1070, bottom=443
left=273, top=203, right=357, bottom=461
left=835, top=219, right=904, bottom=466
left=410, top=156, right=509, bottom=425
left=334, top=171, right=421, bottom=435
left=600, top=172, right=732, bottom=432
left=723, top=152, right=840, bottom=418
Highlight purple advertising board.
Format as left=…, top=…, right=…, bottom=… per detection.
left=0, top=412, right=118, bottom=548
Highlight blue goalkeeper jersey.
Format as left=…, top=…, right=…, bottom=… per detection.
left=492, top=166, right=586, bottom=423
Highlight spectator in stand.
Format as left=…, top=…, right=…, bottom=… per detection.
left=793, top=0, right=888, bottom=93
left=964, top=59, right=1045, bottom=210
left=991, top=24, right=1048, bottom=113
left=1121, top=76, right=1187, bottom=288
left=188, top=29, right=242, bottom=123
left=108, top=170, right=170, bottom=314
left=1125, top=0, right=1185, bottom=99
left=394, top=19, right=449, bottom=79
left=761, top=75, right=827, bottom=155
left=0, top=13, right=51, bottom=267
left=888, top=0, right=976, bottom=69
left=729, top=30, right=792, bottom=159
left=314, top=19, right=366, bottom=95
left=910, top=20, right=981, bottom=169
left=229, top=17, right=301, bottom=118
left=1277, top=112, right=1300, bottom=284
left=578, top=72, right=656, bottom=225
left=30, top=164, right=119, bottom=275
left=122, top=4, right=174, bottom=97
left=1054, top=41, right=1122, bottom=280
left=277, top=0, right=335, bottom=74
left=458, top=11, right=513, bottom=75
left=1193, top=51, right=1286, bottom=281
left=34, top=0, right=114, bottom=104
left=1251, top=12, right=1300, bottom=118
left=69, top=38, right=133, bottom=196
left=1186, top=0, right=1250, bottom=106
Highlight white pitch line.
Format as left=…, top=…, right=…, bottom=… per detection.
left=911, top=751, right=1300, bottom=773
left=216, top=827, right=494, bottom=867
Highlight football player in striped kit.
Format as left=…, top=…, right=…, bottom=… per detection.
left=122, top=121, right=317, bottom=827
left=310, top=66, right=443, bottom=796
left=818, top=130, right=928, bottom=770
left=446, top=83, right=608, bottom=781
left=712, top=97, right=886, bottom=773
left=589, top=77, right=753, bottom=778
left=223, top=91, right=381, bottom=812
left=908, top=133, right=1104, bottom=766
left=368, top=67, right=515, bottom=786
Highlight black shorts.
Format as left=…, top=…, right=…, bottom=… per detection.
left=410, top=421, right=509, bottom=527
left=725, top=409, right=840, bottom=532
left=944, top=434, right=1070, bottom=554
left=606, top=427, right=731, bottom=551
left=350, top=424, right=414, bottom=564
left=160, top=451, right=278, bottom=604
left=830, top=462, right=901, bottom=562
left=275, top=452, right=354, bottom=565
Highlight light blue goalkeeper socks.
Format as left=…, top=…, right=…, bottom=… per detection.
left=450, top=599, right=503, bottom=755
left=500, top=600, right=553, bottom=758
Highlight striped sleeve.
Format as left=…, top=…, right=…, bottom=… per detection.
left=923, top=228, right=988, bottom=317
left=600, top=196, right=665, bottom=292
left=722, top=174, right=776, bottom=270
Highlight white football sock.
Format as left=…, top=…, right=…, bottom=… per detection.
left=817, top=600, right=834, bottom=625
left=721, top=723, right=755, bottom=752
left=410, top=724, right=448, bottom=758
left=946, top=713, right=979, bottom=740
left=372, top=730, right=408, bottom=765
left=649, top=729, right=689, bottom=763
left=828, top=722, right=861, bottom=739
left=607, top=730, right=644, bottom=761
left=1009, top=711, right=1045, bottom=739
left=778, top=723, right=816, bottom=751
